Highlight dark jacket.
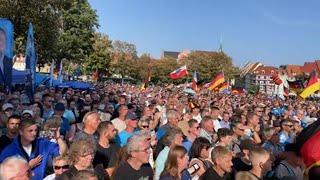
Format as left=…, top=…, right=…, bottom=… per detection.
left=0, top=55, right=12, bottom=91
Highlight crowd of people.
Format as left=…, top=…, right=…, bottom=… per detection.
left=0, top=83, right=320, bottom=180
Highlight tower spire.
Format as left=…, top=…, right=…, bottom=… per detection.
left=219, top=36, right=223, bottom=52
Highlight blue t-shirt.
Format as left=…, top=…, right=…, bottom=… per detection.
left=0, top=136, right=60, bottom=180
left=116, top=130, right=137, bottom=147
left=183, top=138, right=193, bottom=153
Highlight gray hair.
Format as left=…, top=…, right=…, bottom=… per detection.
left=126, top=133, right=149, bottom=154
left=0, top=156, right=29, bottom=180
left=166, top=109, right=178, bottom=121
left=164, top=127, right=183, bottom=146
left=83, top=111, right=99, bottom=123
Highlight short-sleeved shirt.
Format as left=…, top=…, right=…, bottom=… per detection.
left=113, top=161, right=153, bottom=180
left=93, top=143, right=120, bottom=169
left=200, top=168, right=232, bottom=180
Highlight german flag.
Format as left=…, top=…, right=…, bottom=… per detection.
left=218, top=82, right=228, bottom=93
left=296, top=120, right=320, bottom=168
left=208, top=72, right=225, bottom=91
left=299, top=71, right=320, bottom=99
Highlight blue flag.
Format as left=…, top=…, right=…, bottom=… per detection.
left=25, top=23, right=36, bottom=102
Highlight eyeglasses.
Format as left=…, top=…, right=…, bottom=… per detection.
left=135, top=147, right=151, bottom=153
left=283, top=124, right=293, bottom=128
left=54, top=165, right=69, bottom=170
left=80, top=152, right=94, bottom=158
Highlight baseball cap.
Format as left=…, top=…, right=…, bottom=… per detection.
left=125, top=112, right=138, bottom=120
left=2, top=103, right=13, bottom=111
left=54, top=103, right=65, bottom=111
left=22, top=110, right=34, bottom=117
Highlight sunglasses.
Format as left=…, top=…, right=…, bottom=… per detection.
left=54, top=165, right=69, bottom=170
left=283, top=124, right=293, bottom=128
left=142, top=125, right=149, bottom=128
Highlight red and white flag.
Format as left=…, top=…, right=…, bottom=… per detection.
left=169, top=65, right=188, bottom=79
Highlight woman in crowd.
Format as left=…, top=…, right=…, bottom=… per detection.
left=188, top=137, right=212, bottom=179
left=160, top=145, right=189, bottom=180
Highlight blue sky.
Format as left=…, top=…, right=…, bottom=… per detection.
left=88, top=0, right=320, bottom=67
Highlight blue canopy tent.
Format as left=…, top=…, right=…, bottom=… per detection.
left=12, top=69, right=94, bottom=90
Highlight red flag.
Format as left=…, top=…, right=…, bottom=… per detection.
left=169, top=65, right=188, bottom=79
left=271, top=74, right=282, bottom=85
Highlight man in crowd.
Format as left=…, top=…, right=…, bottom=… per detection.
left=51, top=103, right=71, bottom=137
left=246, top=147, right=272, bottom=179
left=183, top=119, right=200, bottom=152
left=113, top=133, right=153, bottom=180
left=93, top=121, right=119, bottom=178
left=116, top=112, right=139, bottom=147
left=74, top=111, right=101, bottom=143
left=279, top=119, right=295, bottom=147
left=0, top=115, right=20, bottom=152
left=0, top=119, right=67, bottom=179
left=0, top=156, right=31, bottom=180
left=200, top=146, right=233, bottom=180
left=156, top=109, right=179, bottom=140
left=200, top=116, right=215, bottom=144
left=244, top=112, right=261, bottom=144
left=215, top=128, right=234, bottom=149
left=42, top=94, right=54, bottom=121
left=211, top=106, right=222, bottom=132
left=220, top=112, right=231, bottom=129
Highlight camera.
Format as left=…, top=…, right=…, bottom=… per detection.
left=187, top=163, right=200, bottom=175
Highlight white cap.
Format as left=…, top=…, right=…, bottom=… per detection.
left=2, top=103, right=13, bottom=111
left=22, top=110, right=34, bottom=117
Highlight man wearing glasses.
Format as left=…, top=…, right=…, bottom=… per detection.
left=113, top=133, right=153, bottom=180
left=279, top=120, right=295, bottom=147
left=44, top=155, right=69, bottom=180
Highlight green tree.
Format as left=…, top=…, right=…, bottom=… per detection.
left=84, top=33, right=112, bottom=78
left=0, top=0, right=63, bottom=65
left=185, top=51, right=239, bottom=82
left=112, top=40, right=138, bottom=61
left=57, top=0, right=99, bottom=64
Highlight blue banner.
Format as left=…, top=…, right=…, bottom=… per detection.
left=25, top=23, right=37, bottom=102
left=0, top=19, right=14, bottom=91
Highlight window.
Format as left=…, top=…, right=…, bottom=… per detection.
left=271, top=71, right=274, bottom=74
left=262, top=70, right=265, bottom=74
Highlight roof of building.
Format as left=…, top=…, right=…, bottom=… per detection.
left=163, top=51, right=180, bottom=59
left=253, top=66, right=278, bottom=76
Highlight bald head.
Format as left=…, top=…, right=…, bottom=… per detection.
left=0, top=156, right=30, bottom=180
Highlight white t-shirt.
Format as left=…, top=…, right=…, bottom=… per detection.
left=111, top=118, right=126, bottom=132
left=22, top=144, right=32, bottom=157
